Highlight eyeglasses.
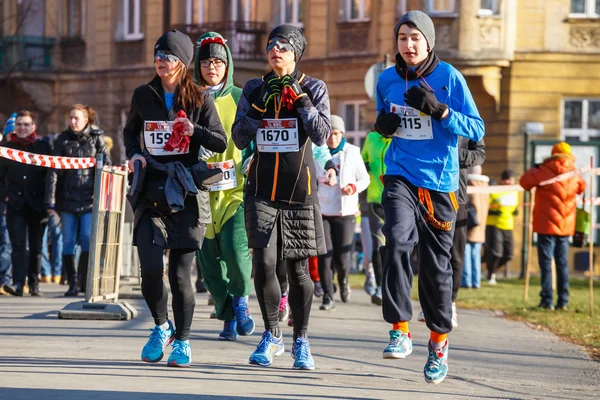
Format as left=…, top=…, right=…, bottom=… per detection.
left=266, top=38, right=293, bottom=53
left=154, top=50, right=180, bottom=63
left=200, top=59, right=225, bottom=68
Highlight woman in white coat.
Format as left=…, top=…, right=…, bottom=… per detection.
left=317, top=115, right=370, bottom=310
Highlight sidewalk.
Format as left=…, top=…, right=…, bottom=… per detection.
left=0, top=283, right=598, bottom=400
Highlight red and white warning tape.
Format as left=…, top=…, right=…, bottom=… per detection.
left=0, top=146, right=96, bottom=169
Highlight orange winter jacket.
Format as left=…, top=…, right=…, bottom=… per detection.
left=519, top=154, right=586, bottom=236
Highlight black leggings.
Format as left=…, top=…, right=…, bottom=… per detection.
left=318, top=215, right=355, bottom=298
left=253, top=219, right=313, bottom=338
left=136, top=213, right=196, bottom=341
left=368, top=203, right=385, bottom=286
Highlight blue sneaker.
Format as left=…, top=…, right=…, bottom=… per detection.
left=291, top=337, right=315, bottom=370
left=141, top=321, right=175, bottom=363
left=424, top=340, right=449, bottom=384
left=219, top=319, right=238, bottom=341
left=233, top=296, right=255, bottom=336
left=383, top=330, right=413, bottom=359
left=249, top=331, right=284, bottom=366
left=167, top=340, right=192, bottom=368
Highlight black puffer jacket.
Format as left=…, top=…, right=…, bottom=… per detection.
left=0, top=138, right=51, bottom=212
left=45, top=126, right=111, bottom=214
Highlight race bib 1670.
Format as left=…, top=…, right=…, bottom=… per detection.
left=256, top=118, right=299, bottom=153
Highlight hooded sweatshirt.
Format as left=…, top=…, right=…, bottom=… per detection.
left=520, top=154, right=586, bottom=236
left=194, top=32, right=247, bottom=238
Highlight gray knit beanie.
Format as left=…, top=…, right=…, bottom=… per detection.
left=394, top=10, right=435, bottom=51
left=330, top=115, right=345, bottom=134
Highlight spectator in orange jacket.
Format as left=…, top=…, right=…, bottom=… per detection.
left=519, top=142, right=586, bottom=310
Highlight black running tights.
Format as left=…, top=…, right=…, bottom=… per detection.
left=253, top=221, right=313, bottom=338
left=136, top=213, right=196, bottom=341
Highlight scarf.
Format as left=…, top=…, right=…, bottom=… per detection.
left=207, top=81, right=225, bottom=95
left=10, top=132, right=37, bottom=147
left=329, top=137, right=346, bottom=156
left=395, top=51, right=440, bottom=80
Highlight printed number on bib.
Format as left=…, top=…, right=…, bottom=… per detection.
left=390, top=103, right=433, bottom=140
left=144, top=121, right=189, bottom=156
left=256, top=118, right=299, bottom=153
left=207, top=159, right=237, bottom=192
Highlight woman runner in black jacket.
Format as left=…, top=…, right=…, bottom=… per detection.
left=232, top=24, right=331, bottom=370
left=123, top=30, right=226, bottom=368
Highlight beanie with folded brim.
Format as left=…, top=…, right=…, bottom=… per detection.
left=197, top=42, right=228, bottom=65
left=394, top=10, right=436, bottom=51
left=154, top=29, right=194, bottom=67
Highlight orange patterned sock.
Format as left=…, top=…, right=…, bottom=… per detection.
left=392, top=321, right=409, bottom=333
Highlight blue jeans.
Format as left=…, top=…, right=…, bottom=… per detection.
left=41, top=212, right=63, bottom=277
left=61, top=212, right=92, bottom=255
left=461, top=242, right=482, bottom=289
left=537, top=234, right=570, bottom=307
left=0, top=211, right=12, bottom=286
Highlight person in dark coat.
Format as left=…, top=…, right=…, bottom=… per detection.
left=46, top=104, right=110, bottom=297
left=0, top=110, right=51, bottom=296
left=232, top=24, right=331, bottom=371
left=123, top=30, right=227, bottom=368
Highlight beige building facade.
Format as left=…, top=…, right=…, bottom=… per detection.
left=1, top=0, right=600, bottom=272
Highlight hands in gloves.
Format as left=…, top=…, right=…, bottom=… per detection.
left=374, top=108, right=400, bottom=138
left=403, top=81, right=448, bottom=121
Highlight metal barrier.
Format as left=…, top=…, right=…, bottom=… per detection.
left=58, top=155, right=138, bottom=320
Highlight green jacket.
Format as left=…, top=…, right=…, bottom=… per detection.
left=194, top=32, right=250, bottom=239
left=361, top=131, right=391, bottom=204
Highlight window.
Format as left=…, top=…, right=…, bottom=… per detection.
left=66, top=0, right=85, bottom=37
left=120, top=0, right=143, bottom=41
left=341, top=0, right=369, bottom=22
left=570, top=0, right=600, bottom=17
left=426, top=0, right=456, bottom=15
left=563, top=99, right=600, bottom=141
left=185, top=0, right=205, bottom=25
left=280, top=0, right=304, bottom=26
left=479, top=0, right=499, bottom=16
left=231, top=0, right=251, bottom=21
left=341, top=101, right=372, bottom=145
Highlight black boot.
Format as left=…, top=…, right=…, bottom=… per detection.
left=63, top=255, right=78, bottom=297
left=77, top=252, right=89, bottom=294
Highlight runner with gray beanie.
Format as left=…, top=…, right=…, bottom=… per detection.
left=374, top=10, right=484, bottom=384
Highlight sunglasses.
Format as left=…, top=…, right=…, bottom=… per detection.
left=154, top=50, right=180, bottom=63
left=266, top=38, right=293, bottom=53
left=200, top=59, right=225, bottom=68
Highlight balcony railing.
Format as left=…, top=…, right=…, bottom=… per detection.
left=175, top=21, right=268, bottom=62
left=0, top=35, right=56, bottom=71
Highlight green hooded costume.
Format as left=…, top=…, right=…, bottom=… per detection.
left=194, top=32, right=253, bottom=323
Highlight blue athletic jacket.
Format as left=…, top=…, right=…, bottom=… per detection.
left=376, top=61, right=484, bottom=193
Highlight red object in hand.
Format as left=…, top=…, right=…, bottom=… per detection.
left=281, top=86, right=299, bottom=111
left=163, top=110, right=191, bottom=153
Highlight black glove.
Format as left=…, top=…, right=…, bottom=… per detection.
left=374, top=108, right=400, bottom=138
left=281, top=75, right=311, bottom=108
left=404, top=81, right=449, bottom=121
left=254, top=76, right=282, bottom=111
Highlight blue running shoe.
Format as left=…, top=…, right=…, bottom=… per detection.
left=424, top=340, right=449, bottom=384
left=383, top=330, right=412, bottom=359
left=233, top=296, right=255, bottom=336
left=249, top=331, right=284, bottom=366
left=168, top=340, right=192, bottom=368
left=219, top=319, right=238, bottom=341
left=141, top=321, right=175, bottom=363
left=291, top=337, right=315, bottom=370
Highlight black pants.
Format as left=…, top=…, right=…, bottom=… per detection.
left=368, top=203, right=385, bottom=286
left=381, top=176, right=456, bottom=334
left=136, top=212, right=197, bottom=341
left=6, top=204, right=47, bottom=288
left=450, top=204, right=467, bottom=302
left=253, top=218, right=313, bottom=338
left=485, top=226, right=513, bottom=278
left=318, top=215, right=355, bottom=298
